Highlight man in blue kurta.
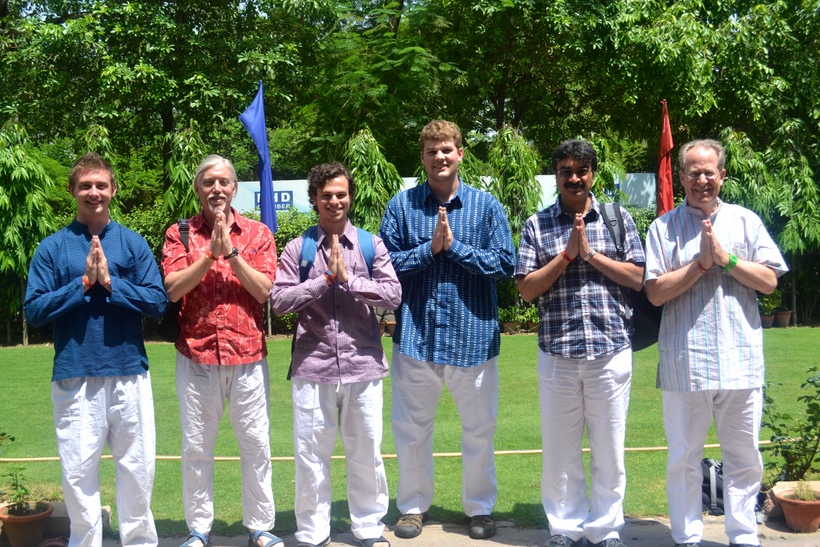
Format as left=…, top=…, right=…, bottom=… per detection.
left=24, top=153, right=167, bottom=547
left=379, top=120, right=515, bottom=541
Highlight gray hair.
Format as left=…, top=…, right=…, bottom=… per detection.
left=193, top=155, right=238, bottom=189
left=678, top=139, right=725, bottom=172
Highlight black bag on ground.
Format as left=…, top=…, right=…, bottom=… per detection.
left=599, top=202, right=663, bottom=351
left=701, top=458, right=724, bottom=516
left=157, top=219, right=189, bottom=343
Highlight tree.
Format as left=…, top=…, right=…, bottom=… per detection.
left=0, top=120, right=57, bottom=344
left=343, top=127, right=405, bottom=233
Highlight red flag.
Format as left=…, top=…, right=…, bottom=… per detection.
left=657, top=99, right=674, bottom=216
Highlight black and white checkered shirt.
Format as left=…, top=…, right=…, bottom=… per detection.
left=515, top=193, right=645, bottom=359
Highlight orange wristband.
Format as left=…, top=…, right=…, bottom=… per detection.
left=82, top=276, right=93, bottom=288
left=205, top=250, right=218, bottom=261
left=560, top=251, right=573, bottom=264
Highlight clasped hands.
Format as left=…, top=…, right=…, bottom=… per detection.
left=431, top=207, right=454, bottom=255
left=563, top=213, right=591, bottom=261
left=84, top=235, right=111, bottom=292
left=696, top=219, right=731, bottom=270
left=208, top=212, right=234, bottom=259
left=327, top=234, right=349, bottom=284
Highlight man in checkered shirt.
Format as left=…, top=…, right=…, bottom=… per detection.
left=515, top=139, right=645, bottom=547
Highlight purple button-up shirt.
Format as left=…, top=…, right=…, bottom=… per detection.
left=270, top=222, right=402, bottom=384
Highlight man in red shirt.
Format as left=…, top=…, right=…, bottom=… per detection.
left=161, top=155, right=280, bottom=547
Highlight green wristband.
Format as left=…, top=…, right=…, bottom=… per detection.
left=722, top=253, right=738, bottom=272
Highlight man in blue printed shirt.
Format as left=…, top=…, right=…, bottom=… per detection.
left=516, top=140, right=645, bottom=547
left=25, top=153, right=167, bottom=547
left=379, top=120, right=515, bottom=541
left=645, top=139, right=787, bottom=547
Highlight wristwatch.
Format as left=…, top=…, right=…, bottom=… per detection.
left=224, top=247, right=239, bottom=260
left=583, top=249, right=597, bottom=262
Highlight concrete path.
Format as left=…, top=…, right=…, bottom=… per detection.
left=145, top=516, right=818, bottom=547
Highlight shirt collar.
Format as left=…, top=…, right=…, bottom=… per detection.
left=316, top=220, right=355, bottom=248
left=190, top=207, right=245, bottom=235
left=683, top=197, right=723, bottom=221
left=553, top=191, right=600, bottom=221
left=423, top=177, right=465, bottom=210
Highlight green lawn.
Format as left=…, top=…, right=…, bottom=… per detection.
left=0, top=328, right=816, bottom=536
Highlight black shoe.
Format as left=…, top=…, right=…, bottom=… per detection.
left=674, top=543, right=700, bottom=546
left=546, top=535, right=584, bottom=547
left=394, top=512, right=427, bottom=539
left=468, top=515, right=496, bottom=539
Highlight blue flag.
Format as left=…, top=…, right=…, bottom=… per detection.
left=239, top=81, right=277, bottom=233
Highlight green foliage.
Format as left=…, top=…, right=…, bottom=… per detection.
left=791, top=480, right=818, bottom=502
left=3, top=466, right=33, bottom=515
left=458, top=145, right=488, bottom=190
left=758, top=289, right=782, bottom=316
left=162, top=124, right=207, bottom=221
left=272, top=206, right=318, bottom=255
left=122, top=199, right=173, bottom=261
left=623, top=205, right=655, bottom=244
left=762, top=368, right=820, bottom=483
left=486, top=126, right=541, bottom=247
left=343, top=128, right=404, bottom=233
left=497, top=306, right=523, bottom=323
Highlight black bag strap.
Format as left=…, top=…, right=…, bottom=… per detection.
left=599, top=202, right=626, bottom=257
left=178, top=218, right=190, bottom=252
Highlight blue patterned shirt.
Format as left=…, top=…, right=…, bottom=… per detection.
left=379, top=180, right=515, bottom=367
left=515, top=194, right=645, bottom=359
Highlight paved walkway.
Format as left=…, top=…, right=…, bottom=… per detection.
left=143, top=516, right=817, bottom=547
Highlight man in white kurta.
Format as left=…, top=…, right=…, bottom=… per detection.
left=645, top=139, right=787, bottom=547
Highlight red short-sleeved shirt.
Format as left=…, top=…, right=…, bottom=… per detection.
left=162, top=209, right=277, bottom=365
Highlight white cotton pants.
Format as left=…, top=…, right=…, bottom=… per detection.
left=292, top=379, right=387, bottom=545
left=176, top=353, right=275, bottom=534
left=538, top=347, right=632, bottom=545
left=391, top=347, right=499, bottom=517
left=664, top=388, right=763, bottom=546
left=52, top=373, right=157, bottom=547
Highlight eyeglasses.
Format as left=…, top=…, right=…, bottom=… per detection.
left=200, top=177, right=233, bottom=189
left=685, top=171, right=718, bottom=181
left=557, top=167, right=591, bottom=179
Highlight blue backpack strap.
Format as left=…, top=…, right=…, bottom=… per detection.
left=298, top=226, right=319, bottom=283
left=356, top=227, right=375, bottom=278
left=299, top=225, right=375, bottom=281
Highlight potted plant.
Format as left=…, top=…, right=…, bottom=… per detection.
left=773, top=481, right=820, bottom=532
left=762, top=368, right=820, bottom=531
left=498, top=306, right=522, bottom=334
left=521, top=305, right=540, bottom=332
left=0, top=467, right=54, bottom=547
left=775, top=304, right=793, bottom=328
left=758, top=289, right=780, bottom=329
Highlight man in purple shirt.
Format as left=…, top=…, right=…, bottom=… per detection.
left=270, top=163, right=401, bottom=547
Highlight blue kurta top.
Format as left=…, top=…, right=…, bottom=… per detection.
left=379, top=180, right=515, bottom=367
left=24, top=220, right=167, bottom=381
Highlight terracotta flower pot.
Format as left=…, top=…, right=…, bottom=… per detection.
left=774, top=310, right=792, bottom=328
left=761, top=314, right=775, bottom=329
left=774, top=489, right=820, bottom=532
left=0, top=502, right=54, bottom=547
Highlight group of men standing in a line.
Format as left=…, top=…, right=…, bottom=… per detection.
left=24, top=119, right=787, bottom=547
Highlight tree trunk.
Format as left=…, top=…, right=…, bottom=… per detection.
left=20, top=277, right=28, bottom=346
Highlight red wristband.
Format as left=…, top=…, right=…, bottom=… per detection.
left=205, top=250, right=218, bottom=261
left=560, top=251, right=573, bottom=264
left=82, top=276, right=93, bottom=288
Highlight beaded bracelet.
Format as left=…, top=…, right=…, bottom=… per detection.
left=324, top=270, right=336, bottom=285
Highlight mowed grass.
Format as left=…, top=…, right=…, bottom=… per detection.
left=0, top=328, right=817, bottom=536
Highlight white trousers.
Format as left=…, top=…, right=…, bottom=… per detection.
left=391, top=347, right=499, bottom=516
left=292, top=379, right=387, bottom=544
left=176, top=353, right=275, bottom=534
left=538, top=347, right=632, bottom=544
left=52, top=373, right=157, bottom=547
left=664, top=388, right=763, bottom=546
